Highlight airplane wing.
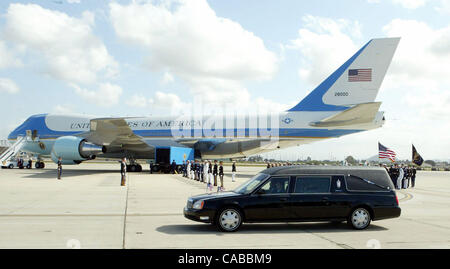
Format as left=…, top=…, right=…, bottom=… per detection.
left=309, top=102, right=382, bottom=127
left=82, top=118, right=151, bottom=150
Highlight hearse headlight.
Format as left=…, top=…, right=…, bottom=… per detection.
left=193, top=200, right=205, bottom=210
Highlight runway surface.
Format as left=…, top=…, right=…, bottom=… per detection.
left=0, top=163, right=449, bottom=249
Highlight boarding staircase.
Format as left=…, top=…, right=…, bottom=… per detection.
left=0, top=136, right=26, bottom=166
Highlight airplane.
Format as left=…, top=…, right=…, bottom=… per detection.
left=4, top=37, right=400, bottom=172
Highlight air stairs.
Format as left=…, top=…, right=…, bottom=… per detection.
left=0, top=136, right=27, bottom=166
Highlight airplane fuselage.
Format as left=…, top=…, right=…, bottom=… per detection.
left=8, top=111, right=384, bottom=160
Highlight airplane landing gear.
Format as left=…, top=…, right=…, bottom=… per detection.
left=35, top=162, right=45, bottom=169
left=126, top=159, right=142, bottom=172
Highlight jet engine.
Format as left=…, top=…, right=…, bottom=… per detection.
left=51, top=136, right=105, bottom=164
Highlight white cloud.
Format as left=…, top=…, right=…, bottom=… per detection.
left=161, top=71, right=174, bottom=84
left=67, top=0, right=81, bottom=3
left=0, top=41, right=21, bottom=69
left=392, top=0, right=428, bottom=9
left=149, top=91, right=189, bottom=111
left=53, top=104, right=75, bottom=114
left=70, top=83, right=123, bottom=107
left=435, top=0, right=450, bottom=14
left=0, top=78, right=20, bottom=94
left=289, top=15, right=360, bottom=86
left=109, top=0, right=278, bottom=107
left=383, top=19, right=450, bottom=86
left=126, top=94, right=149, bottom=108
left=3, top=3, right=118, bottom=84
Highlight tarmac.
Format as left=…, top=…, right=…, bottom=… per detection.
left=0, top=163, right=449, bottom=249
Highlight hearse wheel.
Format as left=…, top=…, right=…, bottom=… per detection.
left=348, top=207, right=371, bottom=230
left=216, top=207, right=242, bottom=232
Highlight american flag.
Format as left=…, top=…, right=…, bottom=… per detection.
left=348, top=68, right=372, bottom=82
left=378, top=142, right=396, bottom=162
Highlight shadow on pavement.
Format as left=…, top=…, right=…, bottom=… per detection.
left=156, top=222, right=388, bottom=235
left=20, top=169, right=119, bottom=179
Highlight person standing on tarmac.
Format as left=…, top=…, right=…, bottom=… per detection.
left=397, top=164, right=404, bottom=190
left=171, top=160, right=177, bottom=174
left=203, top=161, right=209, bottom=184
left=231, top=161, right=236, bottom=182
left=411, top=166, right=417, bottom=188
left=186, top=160, right=191, bottom=179
left=200, top=161, right=204, bottom=182
left=191, top=160, right=195, bottom=180
left=207, top=160, right=213, bottom=186
left=57, top=157, right=62, bottom=180
left=218, top=161, right=224, bottom=192
left=120, top=158, right=127, bottom=186
left=213, top=160, right=218, bottom=186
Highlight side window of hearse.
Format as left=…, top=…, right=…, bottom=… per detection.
left=346, top=175, right=385, bottom=191
left=294, top=177, right=331, bottom=193
left=259, top=177, right=290, bottom=194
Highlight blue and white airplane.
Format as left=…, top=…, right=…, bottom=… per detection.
left=4, top=38, right=400, bottom=171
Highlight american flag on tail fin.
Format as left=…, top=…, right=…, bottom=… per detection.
left=348, top=68, right=372, bottom=82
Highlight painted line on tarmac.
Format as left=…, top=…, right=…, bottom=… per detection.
left=397, top=190, right=413, bottom=202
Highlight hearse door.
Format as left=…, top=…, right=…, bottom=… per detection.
left=328, top=175, right=350, bottom=219
left=246, top=176, right=291, bottom=221
left=290, top=176, right=333, bottom=220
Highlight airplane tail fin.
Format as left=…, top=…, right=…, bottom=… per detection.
left=288, top=37, right=400, bottom=112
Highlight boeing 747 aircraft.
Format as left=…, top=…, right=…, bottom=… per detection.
left=3, top=38, right=400, bottom=172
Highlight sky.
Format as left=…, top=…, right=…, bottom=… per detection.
left=0, top=0, right=449, bottom=161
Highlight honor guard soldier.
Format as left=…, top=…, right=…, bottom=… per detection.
left=171, top=160, right=177, bottom=174
left=231, top=161, right=236, bottom=182
left=203, top=161, right=209, bottom=184
left=213, top=160, right=218, bottom=186
left=182, top=161, right=186, bottom=177
left=208, top=160, right=213, bottom=185
left=186, top=160, right=191, bottom=179
left=190, top=160, right=195, bottom=179
left=120, top=158, right=127, bottom=186
left=411, top=166, right=417, bottom=188
left=218, top=161, right=224, bottom=191
left=57, top=157, right=62, bottom=180
left=200, top=162, right=204, bottom=182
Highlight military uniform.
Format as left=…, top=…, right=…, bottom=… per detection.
left=213, top=162, right=218, bottom=186
left=218, top=163, right=224, bottom=191
left=120, top=160, right=127, bottom=186
left=57, top=159, right=62, bottom=180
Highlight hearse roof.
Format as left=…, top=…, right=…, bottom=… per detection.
left=262, top=165, right=385, bottom=175
left=261, top=165, right=394, bottom=189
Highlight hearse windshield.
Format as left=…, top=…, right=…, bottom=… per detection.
left=234, top=173, right=268, bottom=194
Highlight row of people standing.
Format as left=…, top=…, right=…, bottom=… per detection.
left=266, top=162, right=295, bottom=168
left=182, top=160, right=237, bottom=192
left=384, top=164, right=417, bottom=189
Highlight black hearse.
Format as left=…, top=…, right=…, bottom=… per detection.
left=184, top=166, right=401, bottom=232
